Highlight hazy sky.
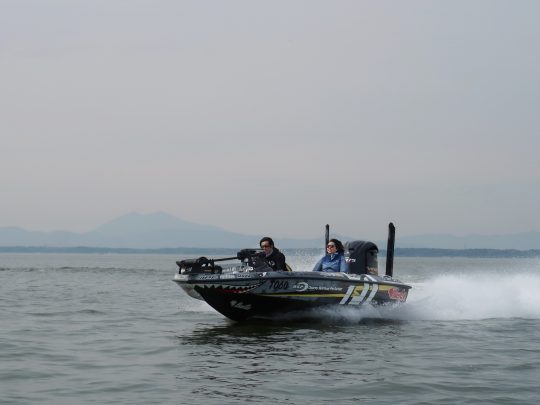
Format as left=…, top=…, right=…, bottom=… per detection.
left=1, top=0, right=539, bottom=240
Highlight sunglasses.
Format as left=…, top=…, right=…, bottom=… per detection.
left=327, top=244, right=336, bottom=248
left=261, top=244, right=271, bottom=248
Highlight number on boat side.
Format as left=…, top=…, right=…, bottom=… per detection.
left=270, top=280, right=289, bottom=290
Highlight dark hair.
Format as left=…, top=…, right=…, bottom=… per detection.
left=329, top=238, right=345, bottom=254
left=259, top=236, right=275, bottom=248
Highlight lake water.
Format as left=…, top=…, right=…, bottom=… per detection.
left=1, top=252, right=539, bottom=404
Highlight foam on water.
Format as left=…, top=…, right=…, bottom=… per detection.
left=400, top=272, right=540, bottom=321
left=267, top=268, right=540, bottom=324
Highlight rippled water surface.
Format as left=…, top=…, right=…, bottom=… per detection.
left=1, top=253, right=540, bottom=404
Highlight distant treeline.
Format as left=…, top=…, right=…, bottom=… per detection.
left=391, top=248, right=540, bottom=258
left=1, top=246, right=540, bottom=258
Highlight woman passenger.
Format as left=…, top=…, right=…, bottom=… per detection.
left=312, top=238, right=347, bottom=273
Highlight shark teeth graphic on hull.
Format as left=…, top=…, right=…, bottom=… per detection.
left=197, top=282, right=264, bottom=294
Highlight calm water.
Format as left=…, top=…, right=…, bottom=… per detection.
left=1, top=252, right=540, bottom=404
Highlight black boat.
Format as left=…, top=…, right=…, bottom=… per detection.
left=173, top=223, right=411, bottom=321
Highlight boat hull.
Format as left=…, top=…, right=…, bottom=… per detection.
left=173, top=271, right=410, bottom=321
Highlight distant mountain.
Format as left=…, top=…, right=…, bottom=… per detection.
left=90, top=212, right=222, bottom=235
left=0, top=212, right=539, bottom=250
left=0, top=212, right=325, bottom=249
left=0, top=226, right=80, bottom=247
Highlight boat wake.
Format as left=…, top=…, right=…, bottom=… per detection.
left=252, top=272, right=540, bottom=324
left=398, top=272, right=540, bottom=321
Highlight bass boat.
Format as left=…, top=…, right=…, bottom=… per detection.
left=173, top=223, right=411, bottom=321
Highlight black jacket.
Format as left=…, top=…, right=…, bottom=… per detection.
left=250, top=248, right=287, bottom=271
left=264, top=248, right=286, bottom=271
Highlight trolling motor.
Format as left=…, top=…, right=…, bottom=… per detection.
left=176, top=255, right=239, bottom=274
left=177, top=257, right=221, bottom=274
left=236, top=249, right=276, bottom=271
left=176, top=249, right=267, bottom=274
left=236, top=249, right=264, bottom=262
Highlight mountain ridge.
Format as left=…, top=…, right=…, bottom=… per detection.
left=1, top=212, right=539, bottom=250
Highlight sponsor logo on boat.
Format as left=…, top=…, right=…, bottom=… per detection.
left=197, top=275, right=220, bottom=280
left=388, top=288, right=408, bottom=301
left=198, top=273, right=256, bottom=281
left=294, top=282, right=309, bottom=292
left=293, top=282, right=342, bottom=292
left=232, top=273, right=256, bottom=278
left=345, top=258, right=356, bottom=263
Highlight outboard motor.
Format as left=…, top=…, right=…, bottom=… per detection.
left=344, top=241, right=379, bottom=275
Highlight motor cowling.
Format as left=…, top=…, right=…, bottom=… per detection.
left=176, top=257, right=221, bottom=274
left=344, top=241, right=379, bottom=275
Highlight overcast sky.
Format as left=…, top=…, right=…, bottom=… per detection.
left=1, top=0, right=539, bottom=240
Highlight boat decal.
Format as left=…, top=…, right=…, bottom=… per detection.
left=269, top=279, right=289, bottom=290
left=260, top=293, right=347, bottom=298
left=338, top=282, right=381, bottom=305
left=388, top=287, right=408, bottom=301
left=196, top=282, right=264, bottom=293
left=228, top=273, right=256, bottom=279
left=294, top=282, right=309, bottom=292
left=230, top=300, right=252, bottom=310
left=340, top=286, right=356, bottom=304
left=196, top=274, right=221, bottom=280
left=219, top=274, right=238, bottom=280
left=348, top=284, right=370, bottom=305
left=194, top=273, right=260, bottom=281
left=364, top=282, right=379, bottom=303
left=293, top=282, right=343, bottom=293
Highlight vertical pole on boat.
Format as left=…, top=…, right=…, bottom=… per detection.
left=385, top=222, right=395, bottom=277
left=325, top=224, right=330, bottom=251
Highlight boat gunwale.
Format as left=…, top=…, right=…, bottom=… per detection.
left=173, top=271, right=412, bottom=289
